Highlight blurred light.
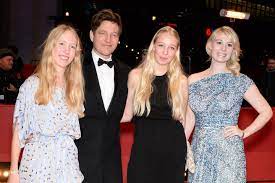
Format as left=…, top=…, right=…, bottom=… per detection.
left=131, top=48, right=134, bottom=52
left=137, top=52, right=140, bottom=55
left=220, top=9, right=250, bottom=20
left=205, top=27, right=212, bottom=37
left=3, top=170, right=9, bottom=177
left=65, top=11, right=70, bottom=17
left=118, top=41, right=120, bottom=44
left=125, top=45, right=128, bottom=48
left=136, top=57, right=139, bottom=60
left=152, top=16, right=157, bottom=21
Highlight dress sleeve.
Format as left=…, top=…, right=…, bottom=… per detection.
left=13, top=78, right=33, bottom=148
left=240, top=74, right=255, bottom=95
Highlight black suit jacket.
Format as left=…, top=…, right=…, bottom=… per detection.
left=76, top=51, right=130, bottom=183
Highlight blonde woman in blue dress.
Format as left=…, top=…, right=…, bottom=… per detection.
left=185, top=26, right=273, bottom=182
left=8, top=24, right=85, bottom=183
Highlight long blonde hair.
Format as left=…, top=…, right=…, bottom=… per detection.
left=133, top=26, right=187, bottom=121
left=34, top=24, right=85, bottom=117
left=206, top=26, right=241, bottom=76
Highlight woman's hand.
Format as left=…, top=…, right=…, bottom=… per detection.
left=224, top=125, right=244, bottom=139
left=7, top=171, right=19, bottom=183
left=7, top=84, right=18, bottom=92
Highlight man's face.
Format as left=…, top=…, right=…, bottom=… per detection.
left=0, top=56, right=13, bottom=71
left=90, top=20, right=120, bottom=59
left=267, top=58, right=275, bottom=71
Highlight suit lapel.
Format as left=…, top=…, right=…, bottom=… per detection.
left=85, top=52, right=107, bottom=115
left=85, top=52, right=122, bottom=116
left=107, top=60, right=120, bottom=115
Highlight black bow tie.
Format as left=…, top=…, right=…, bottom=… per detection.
left=98, top=58, right=114, bottom=68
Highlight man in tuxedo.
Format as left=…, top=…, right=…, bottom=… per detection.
left=76, top=9, right=130, bottom=183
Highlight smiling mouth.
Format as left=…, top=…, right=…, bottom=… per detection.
left=103, top=45, right=112, bottom=47
left=59, top=55, right=69, bottom=60
left=217, top=53, right=227, bottom=57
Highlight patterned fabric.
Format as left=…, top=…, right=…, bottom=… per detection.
left=14, top=75, right=84, bottom=183
left=185, top=140, right=195, bottom=173
left=188, top=73, right=254, bottom=183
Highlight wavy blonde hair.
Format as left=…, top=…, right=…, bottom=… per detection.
left=34, top=24, right=85, bottom=117
left=206, top=26, right=241, bottom=76
left=133, top=26, right=187, bottom=121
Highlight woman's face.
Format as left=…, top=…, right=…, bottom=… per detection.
left=153, top=32, right=178, bottom=66
left=210, top=32, right=234, bottom=63
left=52, top=30, right=77, bottom=73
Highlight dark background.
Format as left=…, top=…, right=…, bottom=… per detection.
left=1, top=0, right=274, bottom=103
left=57, top=0, right=275, bottom=68
left=56, top=0, right=275, bottom=105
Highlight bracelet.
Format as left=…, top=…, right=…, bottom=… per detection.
left=241, top=130, right=245, bottom=138
left=10, top=170, right=19, bottom=175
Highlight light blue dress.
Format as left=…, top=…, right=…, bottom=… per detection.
left=188, top=73, right=254, bottom=183
left=14, top=75, right=84, bottom=183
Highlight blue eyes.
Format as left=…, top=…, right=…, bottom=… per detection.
left=58, top=42, right=77, bottom=49
left=157, top=44, right=176, bottom=50
left=98, top=31, right=119, bottom=38
left=215, top=40, right=233, bottom=47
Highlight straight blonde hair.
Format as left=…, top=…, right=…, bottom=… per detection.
left=206, top=26, right=241, bottom=76
left=133, top=26, right=187, bottom=121
left=34, top=24, right=85, bottom=117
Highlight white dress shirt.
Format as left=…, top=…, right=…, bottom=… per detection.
left=92, top=49, right=115, bottom=111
